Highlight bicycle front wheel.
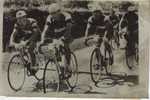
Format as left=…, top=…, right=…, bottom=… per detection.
left=43, top=59, right=60, bottom=93
left=66, top=52, right=78, bottom=89
left=104, top=48, right=113, bottom=75
left=90, top=48, right=103, bottom=83
left=7, top=54, right=26, bottom=91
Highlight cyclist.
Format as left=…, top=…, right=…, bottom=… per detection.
left=119, top=5, right=138, bottom=67
left=9, top=10, right=41, bottom=75
left=84, top=6, right=114, bottom=66
left=40, top=3, right=73, bottom=79
left=109, top=9, right=120, bottom=47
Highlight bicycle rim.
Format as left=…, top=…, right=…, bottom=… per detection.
left=43, top=59, right=60, bottom=93
left=34, top=54, right=46, bottom=81
left=90, top=48, right=102, bottom=83
left=67, top=52, right=78, bottom=89
left=105, top=49, right=113, bottom=75
left=7, top=54, right=26, bottom=91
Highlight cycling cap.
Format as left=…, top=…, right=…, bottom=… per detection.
left=91, top=5, right=103, bottom=12
left=128, top=6, right=136, bottom=11
left=48, top=3, right=61, bottom=14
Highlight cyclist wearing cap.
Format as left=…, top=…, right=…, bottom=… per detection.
left=119, top=5, right=138, bottom=56
left=9, top=10, right=41, bottom=75
left=84, top=6, right=114, bottom=64
left=40, top=3, right=73, bottom=79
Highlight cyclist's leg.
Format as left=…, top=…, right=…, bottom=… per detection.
left=115, top=29, right=120, bottom=47
left=28, top=42, right=37, bottom=75
left=105, top=37, right=113, bottom=65
left=60, top=42, right=72, bottom=78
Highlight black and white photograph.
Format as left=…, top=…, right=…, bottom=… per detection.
left=0, top=0, right=149, bottom=98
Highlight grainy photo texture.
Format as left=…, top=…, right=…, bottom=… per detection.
left=1, top=0, right=149, bottom=98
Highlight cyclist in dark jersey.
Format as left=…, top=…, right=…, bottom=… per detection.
left=40, top=3, right=73, bottom=79
left=84, top=6, right=113, bottom=64
left=119, top=5, right=138, bottom=55
left=9, top=10, right=41, bottom=75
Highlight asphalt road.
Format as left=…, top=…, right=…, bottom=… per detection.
left=0, top=37, right=141, bottom=98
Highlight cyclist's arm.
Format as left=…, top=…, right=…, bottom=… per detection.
left=41, top=25, right=49, bottom=43
left=119, top=14, right=127, bottom=32
left=63, top=12, right=73, bottom=40
left=85, top=23, right=91, bottom=38
left=9, top=28, right=17, bottom=46
left=41, top=15, right=52, bottom=43
left=85, top=16, right=94, bottom=38
left=103, top=18, right=113, bottom=40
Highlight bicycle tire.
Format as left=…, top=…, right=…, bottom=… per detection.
left=90, top=48, right=102, bottom=83
left=66, top=52, right=78, bottom=89
left=104, top=48, right=113, bottom=75
left=43, top=59, right=60, bottom=93
left=7, top=54, right=26, bottom=91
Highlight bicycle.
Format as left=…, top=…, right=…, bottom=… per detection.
left=7, top=42, right=46, bottom=91
left=119, top=30, right=139, bottom=70
left=85, top=36, right=114, bottom=85
left=42, top=38, right=78, bottom=93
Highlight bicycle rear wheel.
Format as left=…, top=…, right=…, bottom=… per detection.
left=7, top=54, right=26, bottom=91
left=90, top=48, right=103, bottom=83
left=43, top=59, right=60, bottom=93
left=66, top=52, right=78, bottom=89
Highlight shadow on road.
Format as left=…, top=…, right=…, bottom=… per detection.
left=78, top=71, right=138, bottom=88
left=30, top=71, right=138, bottom=94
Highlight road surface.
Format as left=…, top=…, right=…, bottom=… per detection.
left=0, top=38, right=142, bottom=98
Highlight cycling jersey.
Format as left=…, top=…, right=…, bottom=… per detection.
left=123, top=12, right=138, bottom=32
left=45, top=12, right=72, bottom=39
left=87, top=15, right=113, bottom=39
left=120, top=11, right=138, bottom=47
left=14, top=18, right=40, bottom=43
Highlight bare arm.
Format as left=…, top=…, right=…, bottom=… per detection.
left=119, top=14, right=126, bottom=31
left=85, top=23, right=91, bottom=38
left=41, top=24, right=49, bottom=43
left=9, top=28, right=17, bottom=46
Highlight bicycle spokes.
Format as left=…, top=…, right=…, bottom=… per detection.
left=7, top=55, right=26, bottom=91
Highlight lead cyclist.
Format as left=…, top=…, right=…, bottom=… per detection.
left=9, top=10, right=41, bottom=75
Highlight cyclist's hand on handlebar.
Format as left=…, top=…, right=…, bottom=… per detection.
left=14, top=44, right=23, bottom=50
left=9, top=43, right=15, bottom=48
left=103, top=36, right=108, bottom=42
